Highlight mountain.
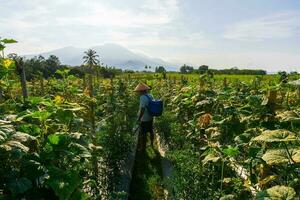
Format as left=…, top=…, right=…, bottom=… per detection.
left=25, top=43, right=177, bottom=71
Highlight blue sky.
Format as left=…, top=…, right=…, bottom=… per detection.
left=1, top=0, right=300, bottom=71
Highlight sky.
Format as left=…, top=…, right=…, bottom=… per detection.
left=1, top=0, right=300, bottom=71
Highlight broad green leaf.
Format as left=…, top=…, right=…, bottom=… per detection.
left=30, top=110, right=51, bottom=122
left=56, top=109, right=74, bottom=123
left=1, top=38, right=17, bottom=44
left=255, top=185, right=296, bottom=200
left=222, top=146, right=239, bottom=157
left=7, top=177, right=32, bottom=194
left=27, top=96, right=46, bottom=106
left=0, top=140, right=29, bottom=152
left=69, top=142, right=91, bottom=158
left=17, top=110, right=51, bottom=122
left=252, top=129, right=297, bottom=143
left=202, top=153, right=221, bottom=165
left=0, top=130, right=8, bottom=141
left=0, top=124, right=32, bottom=153
left=17, top=124, right=41, bottom=136
left=262, top=148, right=300, bottom=165
left=277, top=111, right=300, bottom=124
left=11, top=132, right=36, bottom=142
left=48, top=134, right=61, bottom=145
left=47, top=168, right=82, bottom=200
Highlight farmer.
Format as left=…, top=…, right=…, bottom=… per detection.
left=134, top=83, right=154, bottom=151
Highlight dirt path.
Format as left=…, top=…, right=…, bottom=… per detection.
left=128, top=142, right=165, bottom=200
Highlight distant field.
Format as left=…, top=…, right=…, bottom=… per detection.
left=119, top=72, right=300, bottom=83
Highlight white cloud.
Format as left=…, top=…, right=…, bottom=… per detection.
left=224, top=11, right=300, bottom=41
left=56, top=0, right=178, bottom=28
left=1, top=0, right=299, bottom=72
left=2, top=0, right=178, bottom=28
left=1, top=0, right=184, bottom=54
left=2, top=0, right=212, bottom=56
left=105, top=28, right=210, bottom=48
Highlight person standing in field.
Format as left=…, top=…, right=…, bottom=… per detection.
left=135, top=83, right=154, bottom=151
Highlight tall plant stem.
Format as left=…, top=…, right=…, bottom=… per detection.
left=88, top=73, right=100, bottom=194
left=220, top=160, right=224, bottom=193
left=0, top=84, right=3, bottom=102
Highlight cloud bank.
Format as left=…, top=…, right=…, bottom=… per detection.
left=1, top=0, right=300, bottom=71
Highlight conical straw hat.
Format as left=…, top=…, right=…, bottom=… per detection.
left=134, top=83, right=150, bottom=92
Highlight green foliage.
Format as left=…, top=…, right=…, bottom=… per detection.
left=252, top=129, right=298, bottom=143
left=180, top=64, right=194, bottom=74
left=7, top=177, right=32, bottom=194
left=46, top=168, right=82, bottom=200
left=1, top=36, right=300, bottom=199
left=0, top=38, right=17, bottom=44
left=262, top=148, right=300, bottom=165
left=155, top=66, right=166, bottom=73
left=222, top=146, right=239, bottom=157
left=153, top=72, right=300, bottom=199
left=255, top=185, right=296, bottom=200
left=0, top=38, right=17, bottom=52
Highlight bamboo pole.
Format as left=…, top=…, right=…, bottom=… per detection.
left=16, top=57, right=28, bottom=102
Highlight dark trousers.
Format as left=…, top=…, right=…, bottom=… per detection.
left=139, top=120, right=154, bottom=151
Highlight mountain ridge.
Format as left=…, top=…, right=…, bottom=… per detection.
left=25, top=43, right=177, bottom=71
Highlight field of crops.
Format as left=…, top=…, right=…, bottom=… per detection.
left=1, top=39, right=300, bottom=200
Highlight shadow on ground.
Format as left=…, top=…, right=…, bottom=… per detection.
left=128, top=143, right=165, bottom=200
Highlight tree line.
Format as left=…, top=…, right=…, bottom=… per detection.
left=179, top=64, right=267, bottom=75
left=9, top=52, right=295, bottom=79
left=7, top=54, right=122, bottom=81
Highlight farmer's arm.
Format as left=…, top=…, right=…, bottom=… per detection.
left=137, top=95, right=147, bottom=122
left=138, top=107, right=145, bottom=122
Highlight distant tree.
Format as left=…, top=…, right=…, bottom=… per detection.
left=46, top=55, right=60, bottom=68
left=180, top=64, right=194, bottom=74
left=21, top=54, right=65, bottom=80
left=198, top=65, right=209, bottom=74
left=24, top=56, right=46, bottom=80
left=124, top=69, right=135, bottom=73
left=69, top=66, right=85, bottom=78
left=155, top=66, right=166, bottom=73
left=290, top=71, right=298, bottom=75
left=83, top=49, right=99, bottom=97
left=99, top=65, right=121, bottom=78
left=207, top=68, right=266, bottom=75
left=180, top=65, right=187, bottom=73
left=45, top=55, right=61, bottom=77
left=83, top=49, right=99, bottom=73
left=37, top=55, right=46, bottom=62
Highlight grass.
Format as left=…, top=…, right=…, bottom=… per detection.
left=118, top=72, right=285, bottom=84
left=128, top=140, right=165, bottom=200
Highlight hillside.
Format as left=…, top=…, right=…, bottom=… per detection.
left=25, top=43, right=176, bottom=71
